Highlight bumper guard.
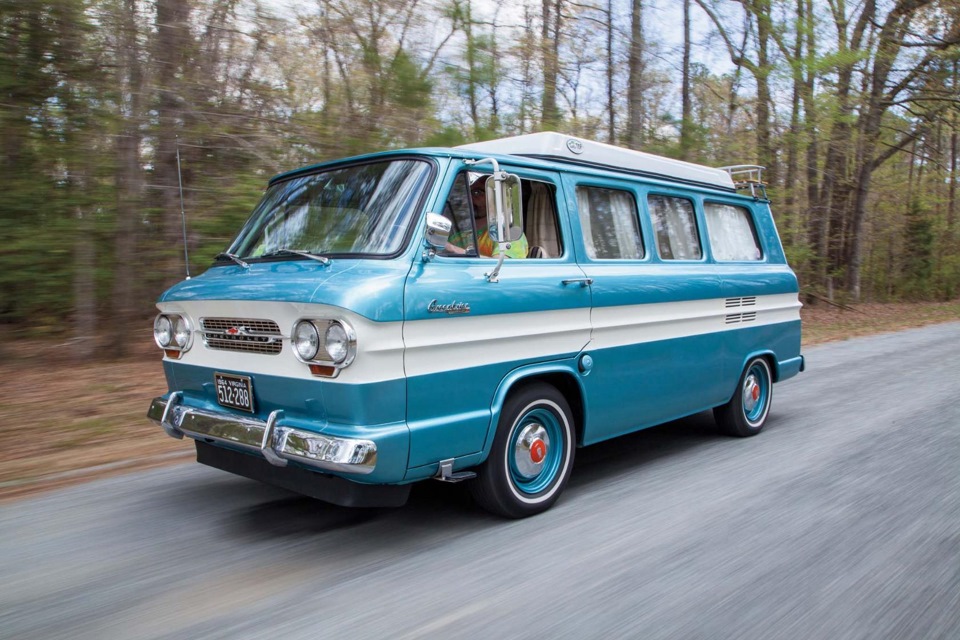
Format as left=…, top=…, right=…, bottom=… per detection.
left=148, top=395, right=376, bottom=475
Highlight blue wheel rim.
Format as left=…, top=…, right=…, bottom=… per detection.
left=742, top=362, right=770, bottom=424
left=508, top=407, right=564, bottom=495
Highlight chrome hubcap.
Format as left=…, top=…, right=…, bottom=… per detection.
left=742, top=374, right=760, bottom=413
left=514, top=423, right=550, bottom=478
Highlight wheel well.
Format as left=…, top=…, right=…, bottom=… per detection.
left=760, top=353, right=779, bottom=382
left=509, top=372, right=585, bottom=446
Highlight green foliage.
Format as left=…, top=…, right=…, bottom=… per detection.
left=390, top=51, right=432, bottom=110
left=901, top=199, right=935, bottom=299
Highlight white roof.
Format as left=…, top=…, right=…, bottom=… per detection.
left=456, top=132, right=735, bottom=190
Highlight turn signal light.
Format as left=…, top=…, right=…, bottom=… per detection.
left=308, top=364, right=336, bottom=377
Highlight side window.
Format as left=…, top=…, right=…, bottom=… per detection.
left=576, top=186, right=644, bottom=260
left=440, top=172, right=477, bottom=256
left=525, top=181, right=562, bottom=259
left=704, top=202, right=762, bottom=261
left=442, top=171, right=562, bottom=259
left=647, top=194, right=702, bottom=260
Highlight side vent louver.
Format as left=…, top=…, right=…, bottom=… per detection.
left=724, top=298, right=758, bottom=325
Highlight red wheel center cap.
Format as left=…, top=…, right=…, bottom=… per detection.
left=751, top=384, right=760, bottom=402
left=530, top=439, right=546, bottom=464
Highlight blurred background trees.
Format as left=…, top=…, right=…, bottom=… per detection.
left=1, top=0, right=958, bottom=349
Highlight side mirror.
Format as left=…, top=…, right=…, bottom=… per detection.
left=424, top=212, right=452, bottom=250
left=486, top=173, right=523, bottom=242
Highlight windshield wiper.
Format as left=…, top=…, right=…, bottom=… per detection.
left=260, top=248, right=331, bottom=265
left=215, top=252, right=250, bottom=269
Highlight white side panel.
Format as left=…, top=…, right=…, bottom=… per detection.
left=402, top=308, right=591, bottom=378
left=589, top=293, right=802, bottom=350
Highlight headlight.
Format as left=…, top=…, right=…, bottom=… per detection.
left=173, top=316, right=192, bottom=348
left=154, top=315, right=173, bottom=347
left=325, top=323, right=349, bottom=364
left=294, top=321, right=320, bottom=360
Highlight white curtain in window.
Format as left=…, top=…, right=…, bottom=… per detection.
left=577, top=187, right=642, bottom=259
left=651, top=196, right=701, bottom=260
left=576, top=187, right=595, bottom=257
left=705, top=203, right=761, bottom=261
left=608, top=190, right=642, bottom=259
left=528, top=182, right=560, bottom=257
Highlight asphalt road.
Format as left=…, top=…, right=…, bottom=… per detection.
left=2, top=323, right=959, bottom=640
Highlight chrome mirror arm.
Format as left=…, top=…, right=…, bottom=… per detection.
left=485, top=245, right=508, bottom=283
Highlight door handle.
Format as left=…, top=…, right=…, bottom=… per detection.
left=562, top=278, right=593, bottom=287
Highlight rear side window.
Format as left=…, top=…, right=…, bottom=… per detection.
left=704, top=202, right=762, bottom=261
left=647, top=195, right=702, bottom=260
left=576, top=186, right=644, bottom=260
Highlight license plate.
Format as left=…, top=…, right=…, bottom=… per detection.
left=214, top=373, right=255, bottom=413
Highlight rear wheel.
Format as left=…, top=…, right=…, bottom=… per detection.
left=470, top=383, right=575, bottom=518
left=714, top=357, right=773, bottom=437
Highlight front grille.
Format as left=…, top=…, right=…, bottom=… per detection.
left=201, top=318, right=283, bottom=355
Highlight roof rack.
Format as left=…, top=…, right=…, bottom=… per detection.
left=719, top=165, right=768, bottom=199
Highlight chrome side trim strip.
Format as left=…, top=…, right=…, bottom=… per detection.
left=147, top=397, right=376, bottom=474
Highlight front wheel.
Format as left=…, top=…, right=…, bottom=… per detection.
left=470, top=383, right=576, bottom=518
left=714, top=357, right=773, bottom=437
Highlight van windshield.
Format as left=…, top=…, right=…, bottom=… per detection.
left=226, top=159, right=433, bottom=260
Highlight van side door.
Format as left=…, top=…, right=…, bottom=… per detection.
left=402, top=164, right=591, bottom=473
left=565, top=176, right=725, bottom=444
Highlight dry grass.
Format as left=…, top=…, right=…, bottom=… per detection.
left=0, top=335, right=194, bottom=500
left=2, top=301, right=958, bottom=501
left=800, top=300, right=960, bottom=345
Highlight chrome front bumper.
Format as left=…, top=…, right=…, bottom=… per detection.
left=148, top=393, right=376, bottom=474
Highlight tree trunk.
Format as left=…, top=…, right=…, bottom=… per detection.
left=679, top=0, right=692, bottom=159
left=753, top=0, right=776, bottom=188
left=783, top=0, right=804, bottom=238
left=626, top=0, right=643, bottom=149
left=112, top=0, right=144, bottom=355
left=540, top=0, right=562, bottom=129
left=606, top=0, right=615, bottom=144
left=154, top=0, right=192, bottom=283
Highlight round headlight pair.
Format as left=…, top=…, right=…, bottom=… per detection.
left=154, top=314, right=192, bottom=350
left=293, top=320, right=354, bottom=365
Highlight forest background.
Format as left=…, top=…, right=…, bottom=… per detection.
left=2, top=0, right=960, bottom=358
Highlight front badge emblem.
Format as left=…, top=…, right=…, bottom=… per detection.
left=428, top=300, right=471, bottom=315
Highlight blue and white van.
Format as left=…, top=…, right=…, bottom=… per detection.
left=148, top=132, right=803, bottom=518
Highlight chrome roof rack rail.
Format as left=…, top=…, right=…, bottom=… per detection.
left=719, top=165, right=768, bottom=199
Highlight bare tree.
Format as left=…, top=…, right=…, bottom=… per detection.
left=626, top=0, right=643, bottom=148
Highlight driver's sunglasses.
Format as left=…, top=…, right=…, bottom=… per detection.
left=471, top=187, right=485, bottom=196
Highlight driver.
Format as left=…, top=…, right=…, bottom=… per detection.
left=448, top=175, right=528, bottom=258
